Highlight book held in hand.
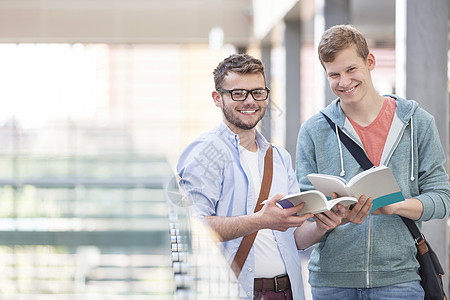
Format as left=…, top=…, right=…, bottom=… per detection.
left=276, top=191, right=357, bottom=215
left=306, top=165, right=405, bottom=213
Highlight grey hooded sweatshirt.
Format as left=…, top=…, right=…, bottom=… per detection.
left=296, top=95, right=450, bottom=288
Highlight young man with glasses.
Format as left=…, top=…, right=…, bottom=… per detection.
left=295, top=24, right=450, bottom=299
left=177, top=53, right=345, bottom=299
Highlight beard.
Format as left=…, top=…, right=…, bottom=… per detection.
left=221, top=98, right=266, bottom=130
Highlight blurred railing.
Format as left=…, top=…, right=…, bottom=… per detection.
left=166, top=173, right=240, bottom=299
left=0, top=155, right=174, bottom=298
left=0, top=155, right=240, bottom=299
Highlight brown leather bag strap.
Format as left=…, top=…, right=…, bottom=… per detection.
left=231, top=145, right=273, bottom=278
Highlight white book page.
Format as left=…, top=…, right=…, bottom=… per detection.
left=326, top=196, right=358, bottom=211
left=307, top=174, right=350, bottom=198
left=348, top=166, right=400, bottom=199
left=277, top=191, right=358, bottom=215
left=277, top=190, right=328, bottom=214
left=347, top=165, right=388, bottom=186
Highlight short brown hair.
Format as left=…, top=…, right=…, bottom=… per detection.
left=213, top=54, right=266, bottom=90
left=318, top=24, right=369, bottom=68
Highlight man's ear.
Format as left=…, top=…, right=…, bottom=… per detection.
left=367, top=53, right=376, bottom=71
left=212, top=90, right=222, bottom=108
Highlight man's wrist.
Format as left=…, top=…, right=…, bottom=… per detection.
left=395, top=198, right=423, bottom=220
left=314, top=220, right=329, bottom=235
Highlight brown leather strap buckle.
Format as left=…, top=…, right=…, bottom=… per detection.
left=274, top=274, right=288, bottom=292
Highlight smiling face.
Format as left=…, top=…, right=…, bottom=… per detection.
left=212, top=71, right=268, bottom=133
left=323, top=46, right=376, bottom=108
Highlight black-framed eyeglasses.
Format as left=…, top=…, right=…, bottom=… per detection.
left=217, top=88, right=270, bottom=101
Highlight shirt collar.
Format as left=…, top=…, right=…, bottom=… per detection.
left=217, top=121, right=269, bottom=152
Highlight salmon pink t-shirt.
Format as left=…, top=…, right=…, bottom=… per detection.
left=348, top=97, right=397, bottom=166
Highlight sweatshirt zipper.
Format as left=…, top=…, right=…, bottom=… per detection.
left=338, top=129, right=373, bottom=288
left=365, top=123, right=407, bottom=287
left=366, top=215, right=371, bottom=287
left=338, top=120, right=409, bottom=288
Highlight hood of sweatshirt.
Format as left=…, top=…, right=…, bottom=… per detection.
left=319, top=95, right=419, bottom=180
left=320, top=95, right=418, bottom=127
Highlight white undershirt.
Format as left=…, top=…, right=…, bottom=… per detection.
left=239, top=146, right=287, bottom=278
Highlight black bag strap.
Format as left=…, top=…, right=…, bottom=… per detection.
left=321, top=113, right=423, bottom=243
left=322, top=113, right=374, bottom=170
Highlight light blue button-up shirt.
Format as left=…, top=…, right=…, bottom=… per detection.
left=177, top=122, right=305, bottom=299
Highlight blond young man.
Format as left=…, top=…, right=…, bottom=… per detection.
left=296, top=24, right=450, bottom=299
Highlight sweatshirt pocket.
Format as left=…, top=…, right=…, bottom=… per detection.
left=309, top=223, right=368, bottom=273
left=370, top=215, right=418, bottom=272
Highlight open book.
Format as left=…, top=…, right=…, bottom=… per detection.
left=275, top=191, right=357, bottom=215
left=307, top=165, right=405, bottom=213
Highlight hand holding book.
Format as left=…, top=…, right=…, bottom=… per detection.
left=307, top=166, right=405, bottom=213
left=273, top=190, right=357, bottom=216
left=274, top=166, right=404, bottom=217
